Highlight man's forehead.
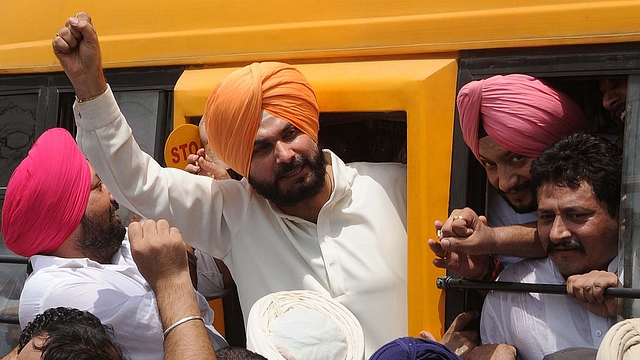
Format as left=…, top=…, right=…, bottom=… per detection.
left=478, top=136, right=513, bottom=159
left=256, top=111, right=293, bottom=135
left=599, top=77, right=627, bottom=92
left=537, top=182, right=598, bottom=208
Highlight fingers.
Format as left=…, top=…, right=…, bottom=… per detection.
left=566, top=270, right=619, bottom=304
left=419, top=331, right=437, bottom=341
left=447, top=311, right=479, bottom=333
left=427, top=238, right=447, bottom=258
left=128, top=221, right=142, bottom=242
left=66, top=13, right=97, bottom=43
left=53, top=26, right=78, bottom=54
left=440, top=208, right=476, bottom=239
left=184, top=163, right=201, bottom=175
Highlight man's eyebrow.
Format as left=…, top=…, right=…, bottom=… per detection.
left=253, top=138, right=268, bottom=151
left=253, top=123, right=295, bottom=150
left=90, top=174, right=101, bottom=190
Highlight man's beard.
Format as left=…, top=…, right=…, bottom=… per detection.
left=496, top=180, right=538, bottom=214
left=249, top=146, right=327, bottom=207
left=76, top=206, right=126, bottom=264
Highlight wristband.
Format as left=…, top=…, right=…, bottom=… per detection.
left=77, top=87, right=107, bottom=103
left=163, top=315, right=205, bottom=340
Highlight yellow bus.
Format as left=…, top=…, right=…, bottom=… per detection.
left=2, top=0, right=640, bottom=354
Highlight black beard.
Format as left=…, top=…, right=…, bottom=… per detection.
left=249, top=146, right=327, bottom=207
left=76, top=211, right=126, bottom=264
left=496, top=180, right=538, bottom=214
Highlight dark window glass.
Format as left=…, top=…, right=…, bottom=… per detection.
left=0, top=94, right=37, bottom=188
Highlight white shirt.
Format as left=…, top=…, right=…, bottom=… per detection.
left=74, top=86, right=408, bottom=358
left=486, top=187, right=538, bottom=267
left=480, top=257, right=617, bottom=360
left=19, top=237, right=228, bottom=360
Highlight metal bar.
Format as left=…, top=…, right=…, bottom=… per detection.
left=0, top=314, right=19, bottom=325
left=0, top=255, right=27, bottom=264
left=436, top=276, right=640, bottom=299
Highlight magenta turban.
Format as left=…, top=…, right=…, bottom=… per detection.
left=457, top=74, right=586, bottom=161
left=2, top=128, right=91, bottom=257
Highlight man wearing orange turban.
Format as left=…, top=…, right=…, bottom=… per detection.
left=3, top=127, right=227, bottom=359
left=59, top=13, right=407, bottom=358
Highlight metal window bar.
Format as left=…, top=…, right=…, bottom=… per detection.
left=437, top=276, right=640, bottom=299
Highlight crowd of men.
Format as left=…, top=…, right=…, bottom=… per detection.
left=0, top=11, right=637, bottom=360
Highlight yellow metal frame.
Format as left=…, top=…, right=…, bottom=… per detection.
left=174, top=58, right=459, bottom=336
left=3, top=1, right=640, bottom=74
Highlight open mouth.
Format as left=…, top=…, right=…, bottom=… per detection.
left=280, top=166, right=304, bottom=179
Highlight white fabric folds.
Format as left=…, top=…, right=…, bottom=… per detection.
left=597, top=318, right=640, bottom=360
left=246, top=290, right=365, bottom=360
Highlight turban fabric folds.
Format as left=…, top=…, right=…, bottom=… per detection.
left=596, top=318, right=640, bottom=360
left=457, top=74, right=585, bottom=161
left=369, top=337, right=461, bottom=360
left=246, top=290, right=365, bottom=360
left=2, top=128, right=91, bottom=257
left=204, top=62, right=319, bottom=177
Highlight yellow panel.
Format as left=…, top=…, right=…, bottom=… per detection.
left=174, top=58, right=459, bottom=336
left=2, top=1, right=640, bottom=73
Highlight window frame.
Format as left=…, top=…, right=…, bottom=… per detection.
left=449, top=41, right=640, bottom=324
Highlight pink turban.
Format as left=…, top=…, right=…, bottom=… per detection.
left=204, top=62, right=319, bottom=177
left=457, top=74, right=586, bottom=161
left=2, top=128, right=91, bottom=257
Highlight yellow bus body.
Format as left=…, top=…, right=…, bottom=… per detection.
left=2, top=0, right=640, bottom=340
left=3, top=1, right=640, bottom=73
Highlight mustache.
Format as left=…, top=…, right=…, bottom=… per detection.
left=497, top=180, right=532, bottom=194
left=546, top=239, right=585, bottom=254
left=274, top=156, right=306, bottom=178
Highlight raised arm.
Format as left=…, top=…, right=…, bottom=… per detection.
left=52, top=12, right=107, bottom=102
left=129, top=219, right=217, bottom=360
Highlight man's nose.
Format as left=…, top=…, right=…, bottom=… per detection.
left=602, top=91, right=620, bottom=111
left=274, top=141, right=295, bottom=164
left=497, top=166, right=518, bottom=193
left=549, top=216, right=570, bottom=243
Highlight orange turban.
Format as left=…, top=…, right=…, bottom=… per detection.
left=204, top=62, right=319, bottom=177
left=2, top=128, right=91, bottom=257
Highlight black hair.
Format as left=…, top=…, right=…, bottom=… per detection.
left=216, top=346, right=268, bottom=360
left=530, top=132, right=622, bottom=217
left=18, top=307, right=128, bottom=360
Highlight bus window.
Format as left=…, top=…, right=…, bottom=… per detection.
left=450, top=42, right=640, bottom=326
left=621, top=74, right=640, bottom=318
left=0, top=94, right=37, bottom=187
left=319, top=111, right=406, bottom=164
left=114, top=90, right=164, bottom=157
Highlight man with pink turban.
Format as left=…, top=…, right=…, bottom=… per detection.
left=429, top=74, right=586, bottom=281
left=54, top=13, right=408, bottom=358
left=2, top=128, right=227, bottom=359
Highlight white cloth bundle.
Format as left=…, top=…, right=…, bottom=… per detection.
left=246, top=290, right=365, bottom=360
left=597, top=318, right=640, bottom=360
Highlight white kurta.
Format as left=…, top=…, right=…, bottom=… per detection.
left=74, top=86, right=408, bottom=357
left=19, top=238, right=228, bottom=360
left=481, top=257, right=617, bottom=360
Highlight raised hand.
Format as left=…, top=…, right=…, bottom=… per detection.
left=52, top=12, right=107, bottom=100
